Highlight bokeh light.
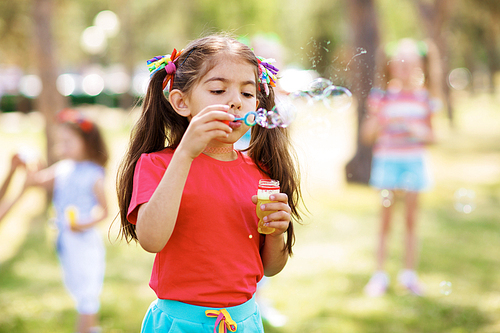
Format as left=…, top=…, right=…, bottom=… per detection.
left=94, top=10, right=120, bottom=38
left=56, top=73, right=77, bottom=96
left=19, top=75, right=42, bottom=98
left=80, top=26, right=107, bottom=55
left=82, top=73, right=105, bottom=96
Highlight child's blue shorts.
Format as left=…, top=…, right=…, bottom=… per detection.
left=140, top=295, right=264, bottom=333
left=369, top=155, right=431, bottom=191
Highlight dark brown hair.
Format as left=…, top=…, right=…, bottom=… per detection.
left=60, top=120, right=109, bottom=167
left=117, top=34, right=302, bottom=255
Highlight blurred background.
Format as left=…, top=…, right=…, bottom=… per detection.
left=0, top=0, right=499, bottom=332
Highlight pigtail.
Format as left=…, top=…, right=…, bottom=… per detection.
left=248, top=89, right=302, bottom=256
left=116, top=70, right=188, bottom=242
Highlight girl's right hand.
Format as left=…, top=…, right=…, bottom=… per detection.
left=177, top=105, right=235, bottom=159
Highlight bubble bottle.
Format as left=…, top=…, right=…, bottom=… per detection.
left=256, top=179, right=280, bottom=234
left=65, top=205, right=78, bottom=230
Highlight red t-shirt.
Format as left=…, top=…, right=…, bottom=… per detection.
left=127, top=148, right=267, bottom=307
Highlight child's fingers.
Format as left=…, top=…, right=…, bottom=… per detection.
left=262, top=210, right=291, bottom=225
left=195, top=105, right=234, bottom=123
left=259, top=193, right=291, bottom=215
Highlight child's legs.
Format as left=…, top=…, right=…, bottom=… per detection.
left=58, top=231, right=105, bottom=328
left=77, top=313, right=97, bottom=333
left=376, top=202, right=393, bottom=271
left=404, top=191, right=419, bottom=270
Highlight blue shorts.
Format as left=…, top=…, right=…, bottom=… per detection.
left=369, top=155, right=431, bottom=191
left=141, top=295, right=264, bottom=333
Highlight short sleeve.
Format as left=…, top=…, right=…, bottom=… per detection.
left=127, top=153, right=168, bottom=224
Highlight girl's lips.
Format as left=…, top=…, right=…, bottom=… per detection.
left=229, top=121, right=242, bottom=129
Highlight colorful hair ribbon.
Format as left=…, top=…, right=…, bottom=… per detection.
left=146, top=48, right=183, bottom=91
left=256, top=56, right=279, bottom=96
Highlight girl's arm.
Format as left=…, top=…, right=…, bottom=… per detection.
left=0, top=154, right=23, bottom=201
left=0, top=158, right=34, bottom=222
left=28, top=162, right=56, bottom=191
left=135, top=105, right=234, bottom=253
left=70, top=177, right=108, bottom=232
left=253, top=193, right=292, bottom=276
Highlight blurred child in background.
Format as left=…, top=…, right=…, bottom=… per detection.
left=361, top=38, right=442, bottom=297
left=29, top=109, right=108, bottom=333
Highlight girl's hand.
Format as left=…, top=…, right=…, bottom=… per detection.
left=10, top=154, right=25, bottom=171
left=177, top=105, right=234, bottom=159
left=252, top=193, right=291, bottom=236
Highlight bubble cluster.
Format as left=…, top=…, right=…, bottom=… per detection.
left=439, top=281, right=452, bottom=295
left=380, top=189, right=393, bottom=208
left=454, top=188, right=476, bottom=214
left=235, top=99, right=297, bottom=129
left=289, top=78, right=353, bottom=112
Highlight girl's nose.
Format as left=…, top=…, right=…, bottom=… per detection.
left=229, top=91, right=242, bottom=110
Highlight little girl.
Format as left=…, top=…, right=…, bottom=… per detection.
left=31, top=109, right=108, bottom=333
left=361, top=39, right=442, bottom=296
left=117, top=34, right=302, bottom=332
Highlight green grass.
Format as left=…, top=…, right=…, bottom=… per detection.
left=1, top=92, right=499, bottom=332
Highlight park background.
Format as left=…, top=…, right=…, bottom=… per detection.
left=1, top=0, right=499, bottom=332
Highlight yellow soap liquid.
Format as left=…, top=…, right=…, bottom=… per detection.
left=65, top=206, right=78, bottom=228
left=256, top=179, right=280, bottom=235
left=256, top=198, right=276, bottom=234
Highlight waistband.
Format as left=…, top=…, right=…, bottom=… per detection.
left=154, top=295, right=257, bottom=324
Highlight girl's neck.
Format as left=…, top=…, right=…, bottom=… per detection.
left=202, top=145, right=238, bottom=161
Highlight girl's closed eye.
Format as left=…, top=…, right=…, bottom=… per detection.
left=242, top=92, right=255, bottom=98
left=210, top=89, right=225, bottom=95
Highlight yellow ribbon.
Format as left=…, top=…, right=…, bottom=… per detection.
left=205, top=308, right=237, bottom=333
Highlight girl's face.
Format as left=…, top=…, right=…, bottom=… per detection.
left=389, top=49, right=424, bottom=89
left=55, top=125, right=87, bottom=161
left=184, top=57, right=259, bottom=144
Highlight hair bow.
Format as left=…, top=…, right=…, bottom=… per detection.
left=146, top=48, right=183, bottom=91
left=256, top=56, right=279, bottom=96
left=57, top=108, right=93, bottom=133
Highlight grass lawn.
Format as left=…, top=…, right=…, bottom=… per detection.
left=0, top=92, right=499, bottom=332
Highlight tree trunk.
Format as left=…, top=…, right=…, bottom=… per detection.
left=32, top=0, right=66, bottom=165
left=412, top=0, right=453, bottom=124
left=344, top=0, right=379, bottom=184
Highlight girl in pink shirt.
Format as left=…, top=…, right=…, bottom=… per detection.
left=117, top=35, right=302, bottom=332
left=361, top=38, right=443, bottom=297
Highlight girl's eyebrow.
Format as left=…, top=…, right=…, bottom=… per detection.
left=204, top=77, right=256, bottom=87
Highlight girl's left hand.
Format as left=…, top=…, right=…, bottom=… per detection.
left=252, top=193, right=291, bottom=236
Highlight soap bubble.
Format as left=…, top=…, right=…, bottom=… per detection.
left=289, top=90, right=312, bottom=105
left=308, top=78, right=333, bottom=100
left=322, top=85, right=353, bottom=111
left=306, top=116, right=331, bottom=138
left=454, top=188, right=476, bottom=214
left=380, top=189, right=393, bottom=208
left=274, top=99, right=297, bottom=127
left=254, top=101, right=297, bottom=129
left=289, top=77, right=352, bottom=113
left=439, top=281, right=452, bottom=295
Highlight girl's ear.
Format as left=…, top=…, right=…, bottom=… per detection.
left=169, top=89, right=191, bottom=117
